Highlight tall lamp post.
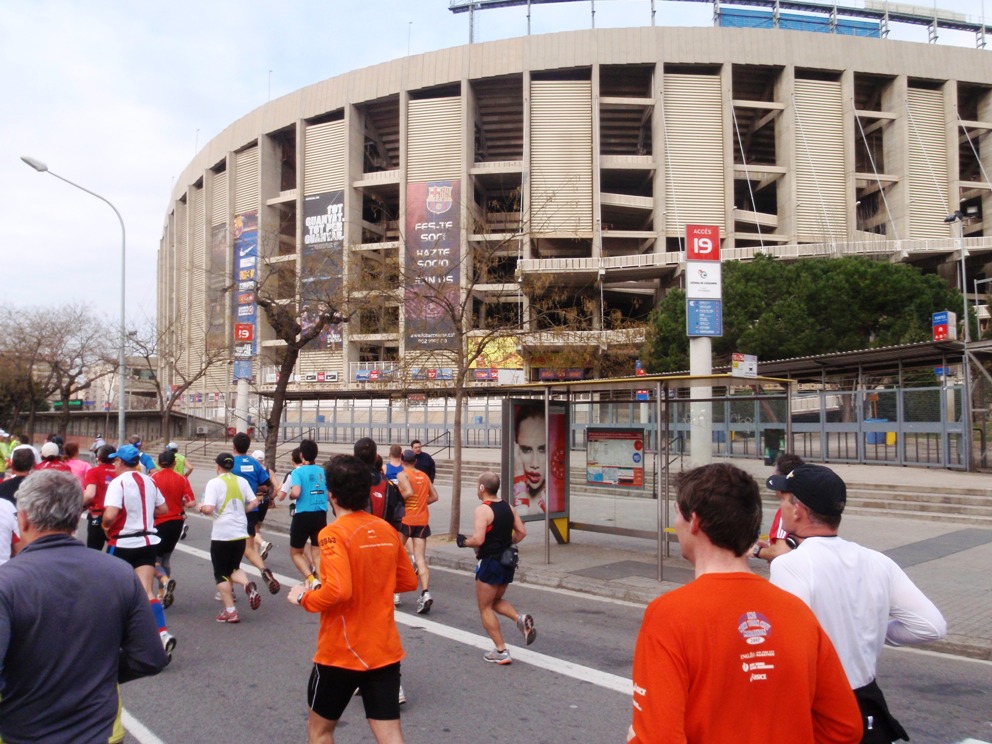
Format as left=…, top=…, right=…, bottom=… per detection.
left=20, top=156, right=127, bottom=444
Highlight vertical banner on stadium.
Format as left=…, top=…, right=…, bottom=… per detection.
left=405, top=180, right=460, bottom=351
left=501, top=399, right=569, bottom=525
left=206, top=224, right=227, bottom=350
left=302, top=191, right=344, bottom=350
left=232, top=210, right=258, bottom=380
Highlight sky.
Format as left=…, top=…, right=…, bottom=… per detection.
left=1, top=0, right=988, bottom=326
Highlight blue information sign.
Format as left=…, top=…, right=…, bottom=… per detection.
left=687, top=299, right=723, bottom=337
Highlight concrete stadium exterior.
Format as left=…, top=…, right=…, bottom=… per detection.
left=159, top=25, right=991, bottom=416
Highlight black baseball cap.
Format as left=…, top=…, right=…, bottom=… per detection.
left=215, top=452, right=235, bottom=469
left=766, top=464, right=847, bottom=517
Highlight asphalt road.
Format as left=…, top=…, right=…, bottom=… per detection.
left=108, top=515, right=991, bottom=744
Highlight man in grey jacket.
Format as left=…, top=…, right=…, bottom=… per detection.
left=0, top=470, right=168, bottom=744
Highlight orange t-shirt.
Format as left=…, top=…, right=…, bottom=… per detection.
left=400, top=467, right=431, bottom=527
left=302, top=510, right=419, bottom=670
left=630, top=573, right=861, bottom=744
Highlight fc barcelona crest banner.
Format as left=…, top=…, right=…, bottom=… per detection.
left=405, top=180, right=461, bottom=352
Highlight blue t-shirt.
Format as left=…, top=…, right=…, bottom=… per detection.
left=291, top=464, right=328, bottom=514
left=232, top=455, right=270, bottom=513
left=232, top=455, right=269, bottom=492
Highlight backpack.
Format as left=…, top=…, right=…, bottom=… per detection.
left=368, top=471, right=388, bottom=519
left=384, top=477, right=405, bottom=526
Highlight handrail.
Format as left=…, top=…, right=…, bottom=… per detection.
left=283, top=427, right=317, bottom=445
left=185, top=430, right=230, bottom=459
left=423, top=430, right=451, bottom=459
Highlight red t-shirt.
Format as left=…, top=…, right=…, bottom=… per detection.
left=151, top=468, right=195, bottom=524
left=36, top=460, right=72, bottom=473
left=83, top=463, right=117, bottom=515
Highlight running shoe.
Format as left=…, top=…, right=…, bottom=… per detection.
left=398, top=685, right=407, bottom=704
left=160, top=630, right=177, bottom=657
left=516, top=613, right=536, bottom=645
left=261, top=568, right=280, bottom=594
left=416, top=590, right=433, bottom=615
left=306, top=575, right=322, bottom=591
left=246, top=582, right=261, bottom=610
left=179, top=523, right=189, bottom=540
left=161, top=578, right=177, bottom=610
left=259, top=541, right=273, bottom=561
left=216, top=608, right=240, bottom=623
left=483, top=648, right=512, bottom=665
left=393, top=593, right=401, bottom=607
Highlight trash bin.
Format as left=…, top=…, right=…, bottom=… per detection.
left=865, top=418, right=888, bottom=445
left=763, top=428, right=785, bottom=465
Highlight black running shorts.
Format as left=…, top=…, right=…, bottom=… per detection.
left=290, top=510, right=327, bottom=549
left=400, top=524, right=431, bottom=540
left=109, top=544, right=157, bottom=570
left=246, top=509, right=261, bottom=537
left=155, top=519, right=184, bottom=556
left=308, top=661, right=401, bottom=722
left=210, top=538, right=247, bottom=584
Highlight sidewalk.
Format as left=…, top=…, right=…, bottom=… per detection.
left=250, top=449, right=991, bottom=661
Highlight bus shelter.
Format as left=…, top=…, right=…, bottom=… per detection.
left=499, top=373, right=793, bottom=582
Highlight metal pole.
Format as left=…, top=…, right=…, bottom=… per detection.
left=20, top=157, right=127, bottom=444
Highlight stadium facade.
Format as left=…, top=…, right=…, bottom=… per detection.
left=159, top=23, right=991, bottom=417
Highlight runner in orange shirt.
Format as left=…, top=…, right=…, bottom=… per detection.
left=396, top=448, right=438, bottom=614
left=288, top=454, right=418, bottom=743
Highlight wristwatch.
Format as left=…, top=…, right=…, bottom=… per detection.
left=752, top=545, right=762, bottom=559
left=296, top=590, right=307, bottom=604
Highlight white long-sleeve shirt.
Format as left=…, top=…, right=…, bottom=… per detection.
left=770, top=535, right=946, bottom=688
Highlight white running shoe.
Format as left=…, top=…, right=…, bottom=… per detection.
left=394, top=593, right=401, bottom=607
left=160, top=630, right=177, bottom=657
left=416, top=590, right=433, bottom=615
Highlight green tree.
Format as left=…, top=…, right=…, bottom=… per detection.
left=643, top=255, right=963, bottom=372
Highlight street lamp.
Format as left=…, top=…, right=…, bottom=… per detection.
left=20, top=156, right=127, bottom=445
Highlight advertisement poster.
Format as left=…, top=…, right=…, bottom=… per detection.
left=302, top=191, right=344, bottom=351
left=404, top=180, right=460, bottom=351
left=585, top=428, right=645, bottom=487
left=206, top=224, right=227, bottom=350
left=232, top=210, right=258, bottom=377
left=503, top=399, right=568, bottom=522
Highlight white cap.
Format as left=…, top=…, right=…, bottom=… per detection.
left=167, top=442, right=178, bottom=451
left=252, top=449, right=265, bottom=461
left=41, top=442, right=61, bottom=459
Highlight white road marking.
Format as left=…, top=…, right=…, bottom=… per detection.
left=122, top=708, right=167, bottom=744
left=173, top=543, right=633, bottom=695
left=956, top=739, right=992, bottom=743
left=395, top=612, right=633, bottom=695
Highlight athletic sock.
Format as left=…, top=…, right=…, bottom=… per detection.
left=149, top=598, right=167, bottom=631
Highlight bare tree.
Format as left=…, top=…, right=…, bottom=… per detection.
left=129, top=311, right=227, bottom=439
left=0, top=304, right=112, bottom=439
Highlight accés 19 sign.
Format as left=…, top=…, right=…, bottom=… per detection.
left=686, top=224, right=721, bottom=261
left=234, top=323, right=254, bottom=342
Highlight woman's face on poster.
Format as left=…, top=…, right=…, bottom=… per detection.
left=516, top=414, right=546, bottom=495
